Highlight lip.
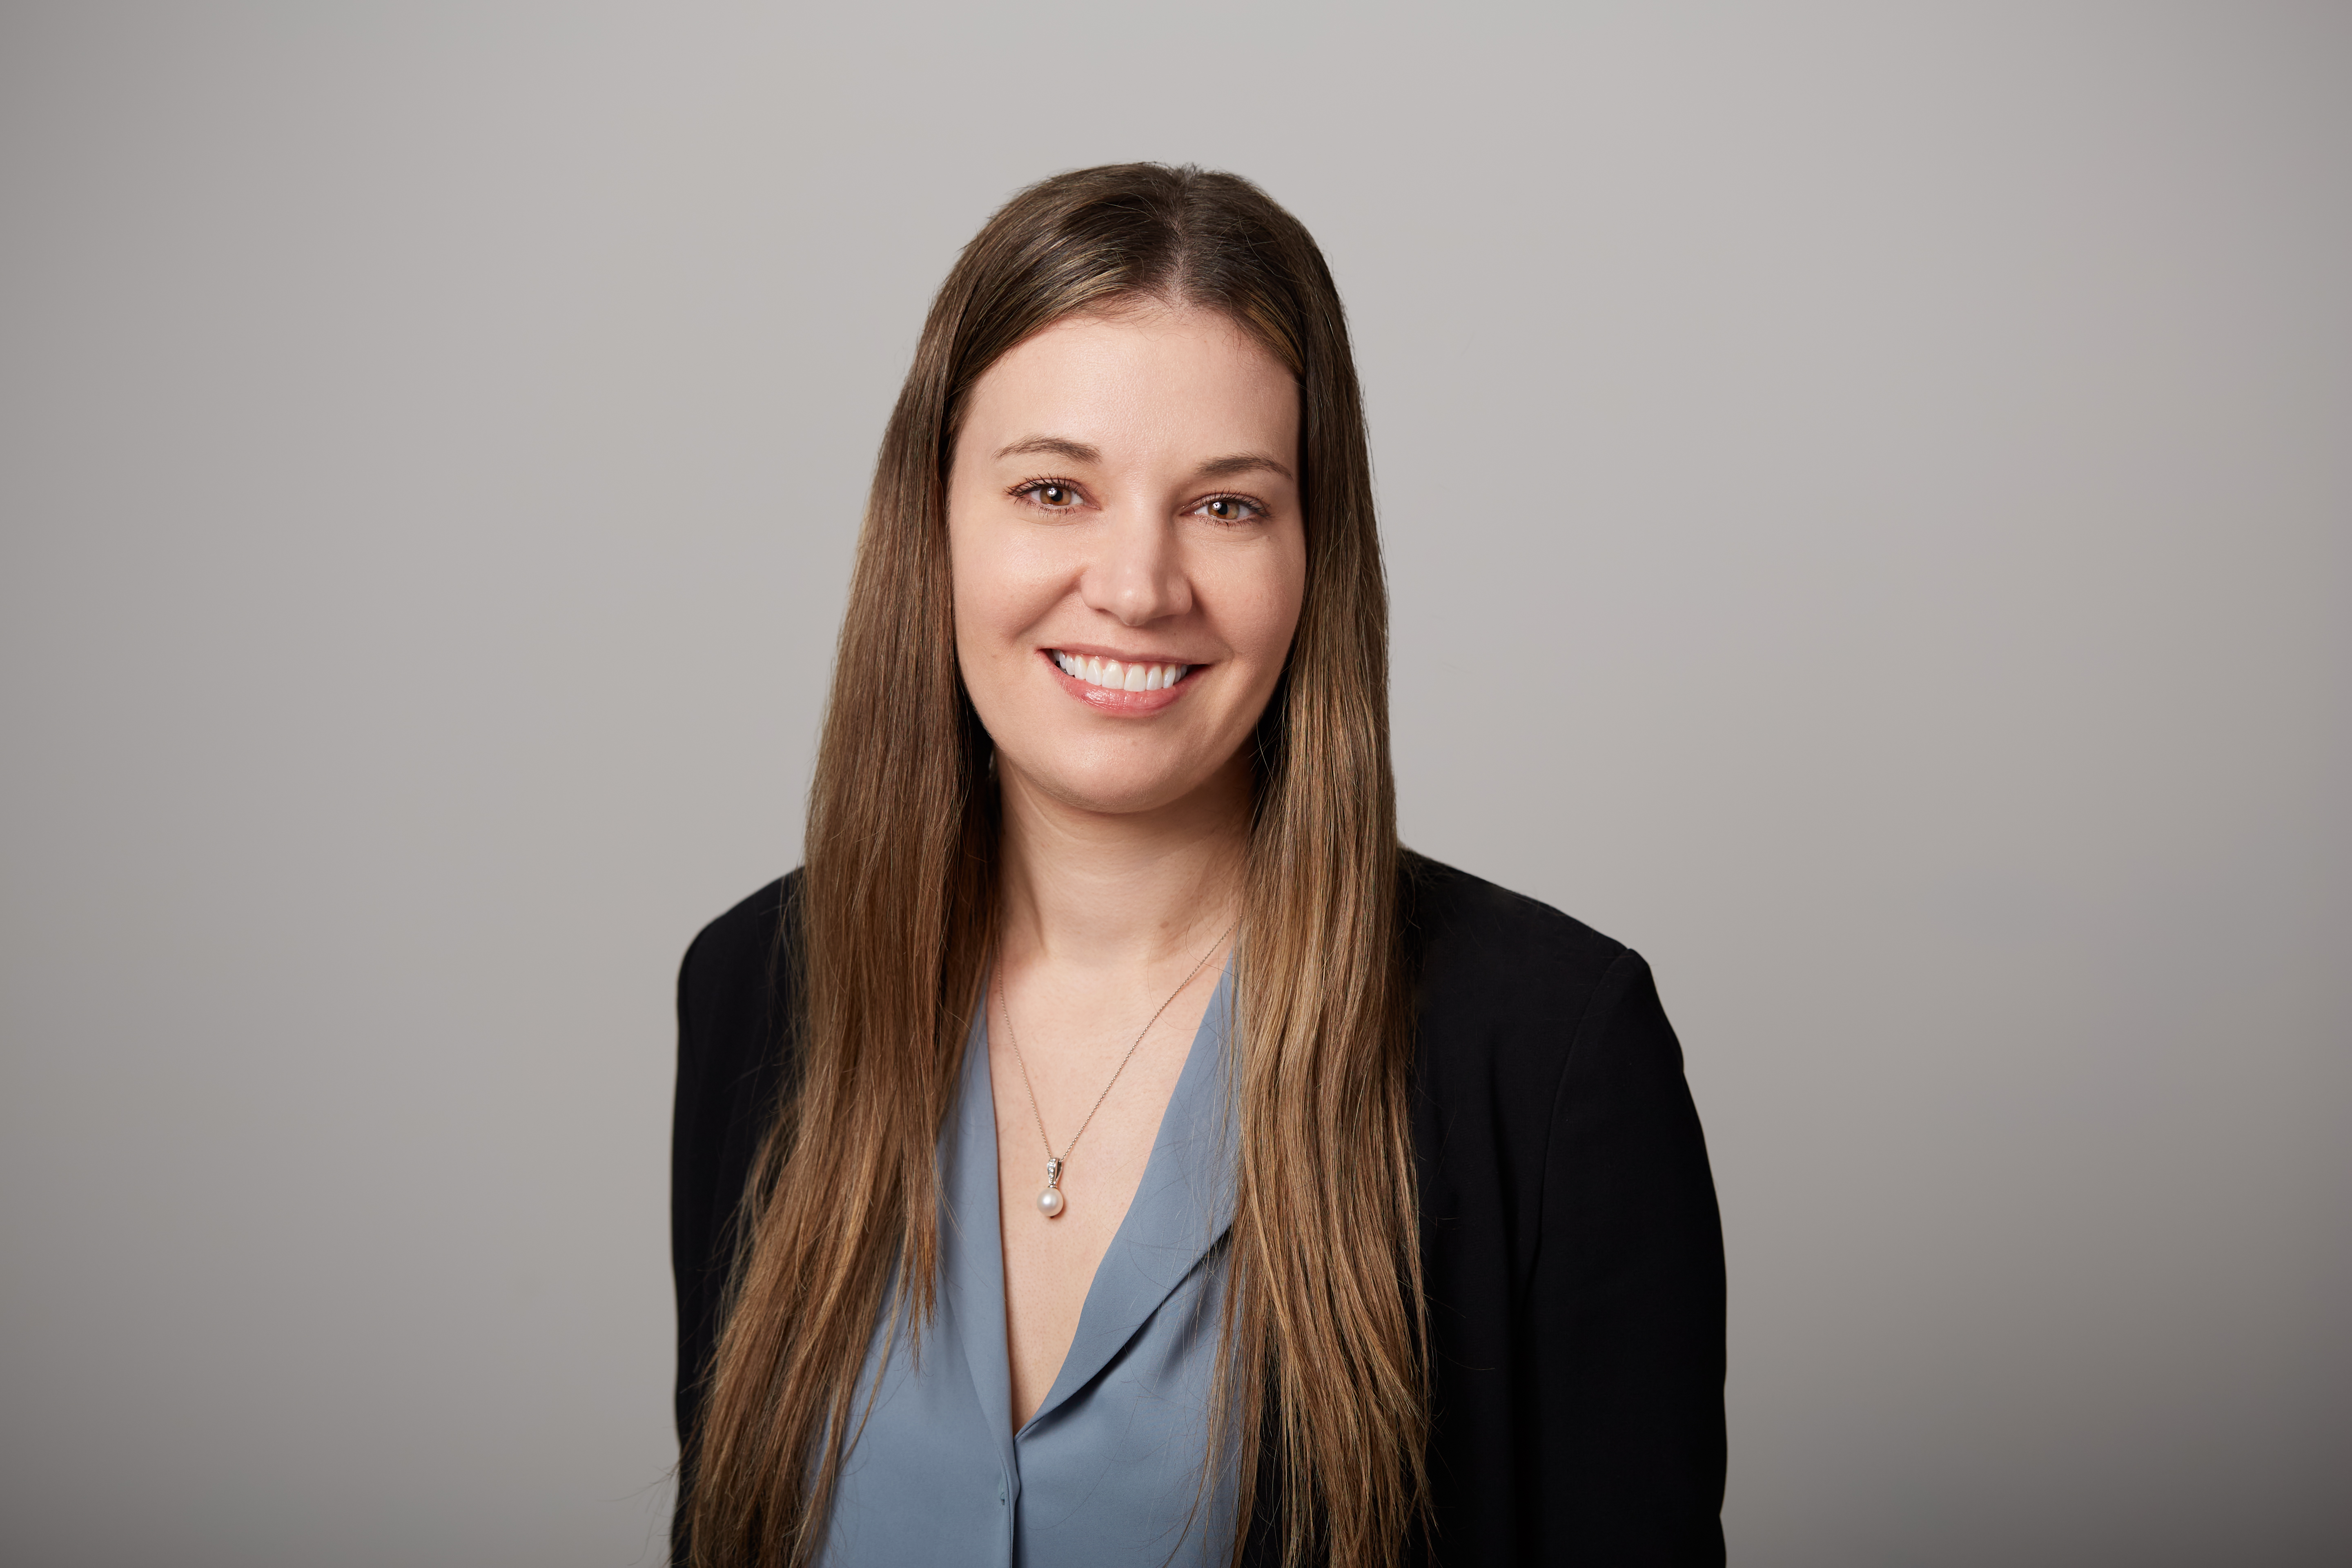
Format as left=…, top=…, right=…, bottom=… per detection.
left=1040, top=647, right=1204, bottom=715
left=1051, top=641, right=1206, bottom=665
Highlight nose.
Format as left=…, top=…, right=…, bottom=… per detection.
left=1079, top=510, right=1191, bottom=627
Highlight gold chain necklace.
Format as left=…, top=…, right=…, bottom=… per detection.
left=993, top=919, right=1238, bottom=1220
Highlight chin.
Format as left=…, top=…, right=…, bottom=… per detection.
left=1038, top=770, right=1205, bottom=817
left=1007, top=750, right=1234, bottom=819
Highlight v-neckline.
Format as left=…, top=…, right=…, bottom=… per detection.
left=944, top=958, right=1239, bottom=1442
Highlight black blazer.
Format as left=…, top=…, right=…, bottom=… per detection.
left=673, top=855, right=1726, bottom=1565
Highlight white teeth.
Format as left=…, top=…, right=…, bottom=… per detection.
left=1054, top=653, right=1194, bottom=692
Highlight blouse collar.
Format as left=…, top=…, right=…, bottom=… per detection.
left=942, top=957, right=1240, bottom=1439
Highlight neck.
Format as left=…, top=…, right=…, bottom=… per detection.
left=994, top=756, right=1250, bottom=976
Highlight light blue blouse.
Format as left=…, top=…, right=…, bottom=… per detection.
left=816, top=961, right=1241, bottom=1567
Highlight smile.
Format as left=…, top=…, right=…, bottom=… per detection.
left=1050, top=651, right=1194, bottom=693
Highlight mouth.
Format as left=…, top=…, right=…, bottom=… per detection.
left=1042, top=648, right=1202, bottom=713
left=1050, top=650, right=1194, bottom=692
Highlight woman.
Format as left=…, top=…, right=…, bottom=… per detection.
left=672, top=163, right=1724, bottom=1567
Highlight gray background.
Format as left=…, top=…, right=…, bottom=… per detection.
left=2, top=4, right=2345, bottom=1565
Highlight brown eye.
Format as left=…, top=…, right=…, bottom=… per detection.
left=1036, top=483, right=1075, bottom=508
left=1203, top=496, right=1256, bottom=522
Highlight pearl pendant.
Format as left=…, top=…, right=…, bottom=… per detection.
left=1037, top=1156, right=1065, bottom=1219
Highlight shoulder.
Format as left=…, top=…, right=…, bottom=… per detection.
left=679, top=873, right=798, bottom=1036
left=672, top=873, right=800, bottom=1283
left=1401, top=851, right=1648, bottom=1057
left=1403, top=852, right=1628, bottom=974
left=1401, top=853, right=1688, bottom=1223
left=682, top=871, right=796, bottom=986
left=675, top=871, right=802, bottom=1131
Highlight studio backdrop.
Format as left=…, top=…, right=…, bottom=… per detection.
left=2, top=4, right=2345, bottom=1566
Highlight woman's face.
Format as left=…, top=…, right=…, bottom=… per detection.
left=948, top=305, right=1306, bottom=819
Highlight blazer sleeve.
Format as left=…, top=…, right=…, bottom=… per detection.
left=1528, top=949, right=1726, bottom=1565
left=669, top=875, right=795, bottom=1567
left=672, top=917, right=728, bottom=1459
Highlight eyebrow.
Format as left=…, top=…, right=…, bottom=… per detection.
left=1194, top=451, right=1295, bottom=482
left=993, top=436, right=1100, bottom=464
left=992, top=435, right=1294, bottom=484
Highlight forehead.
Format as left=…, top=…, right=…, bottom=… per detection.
left=958, top=306, right=1299, bottom=463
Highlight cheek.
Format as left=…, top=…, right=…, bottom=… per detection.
left=948, top=521, right=1017, bottom=647
left=949, top=519, right=1065, bottom=682
left=1225, top=539, right=1308, bottom=671
left=947, top=534, right=990, bottom=653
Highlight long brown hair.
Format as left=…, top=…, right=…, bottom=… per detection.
left=685, top=163, right=1424, bottom=1568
